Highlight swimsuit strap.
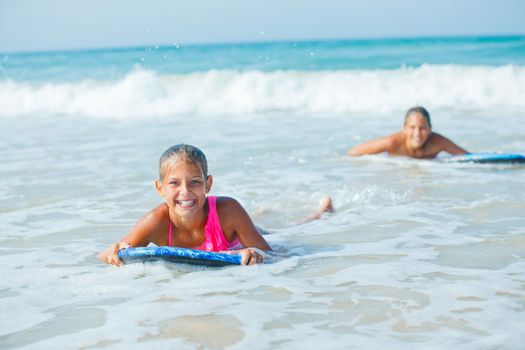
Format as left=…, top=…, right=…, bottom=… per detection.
left=203, top=196, right=240, bottom=251
left=205, top=196, right=220, bottom=249
left=168, top=220, right=173, bottom=246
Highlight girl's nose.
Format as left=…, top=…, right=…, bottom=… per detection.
left=179, top=181, right=190, bottom=194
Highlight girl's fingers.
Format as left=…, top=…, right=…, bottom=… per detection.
left=97, top=251, right=106, bottom=262
left=244, top=248, right=264, bottom=265
left=110, top=253, right=122, bottom=266
left=99, top=242, right=129, bottom=266
left=241, top=250, right=250, bottom=265
left=97, top=243, right=123, bottom=266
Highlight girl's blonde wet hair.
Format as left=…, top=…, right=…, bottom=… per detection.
left=159, top=144, right=208, bottom=181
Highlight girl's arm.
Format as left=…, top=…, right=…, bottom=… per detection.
left=98, top=204, right=167, bottom=266
left=348, top=134, right=395, bottom=157
left=217, top=197, right=271, bottom=265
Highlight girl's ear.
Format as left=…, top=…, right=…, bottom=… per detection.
left=205, top=175, right=213, bottom=193
left=155, top=179, right=164, bottom=197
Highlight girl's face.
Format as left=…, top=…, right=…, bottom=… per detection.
left=403, top=112, right=431, bottom=149
left=156, top=160, right=212, bottom=219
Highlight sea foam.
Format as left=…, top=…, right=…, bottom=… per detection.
left=1, top=64, right=524, bottom=119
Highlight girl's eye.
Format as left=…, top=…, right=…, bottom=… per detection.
left=191, top=179, right=201, bottom=185
left=170, top=181, right=179, bottom=186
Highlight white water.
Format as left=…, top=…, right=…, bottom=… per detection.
left=1, top=65, right=525, bottom=118
left=0, top=109, right=524, bottom=349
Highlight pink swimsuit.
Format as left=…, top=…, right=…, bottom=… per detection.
left=168, top=196, right=240, bottom=252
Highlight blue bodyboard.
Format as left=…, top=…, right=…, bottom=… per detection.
left=444, top=153, right=525, bottom=164
left=118, top=246, right=242, bottom=267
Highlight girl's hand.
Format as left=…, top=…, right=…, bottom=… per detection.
left=98, top=241, right=130, bottom=266
left=239, top=247, right=265, bottom=265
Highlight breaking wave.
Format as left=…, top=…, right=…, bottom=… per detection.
left=1, top=64, right=524, bottom=118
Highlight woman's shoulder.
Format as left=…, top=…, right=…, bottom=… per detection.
left=349, top=132, right=400, bottom=156
left=427, top=132, right=452, bottom=147
left=370, top=132, right=401, bottom=144
left=384, top=131, right=404, bottom=150
left=427, top=132, right=468, bottom=155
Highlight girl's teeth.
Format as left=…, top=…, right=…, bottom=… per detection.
left=179, top=200, right=194, bottom=206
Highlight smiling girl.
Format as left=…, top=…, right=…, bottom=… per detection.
left=348, top=106, right=469, bottom=159
left=98, top=144, right=272, bottom=266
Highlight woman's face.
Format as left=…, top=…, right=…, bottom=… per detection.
left=403, top=112, right=431, bottom=149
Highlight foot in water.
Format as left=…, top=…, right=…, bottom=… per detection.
left=301, top=196, right=334, bottom=223
left=319, top=195, right=334, bottom=214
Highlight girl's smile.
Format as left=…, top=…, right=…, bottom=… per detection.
left=176, top=199, right=197, bottom=208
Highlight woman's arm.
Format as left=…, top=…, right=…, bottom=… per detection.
left=432, top=133, right=469, bottom=155
left=348, top=134, right=396, bottom=157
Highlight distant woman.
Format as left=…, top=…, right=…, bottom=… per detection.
left=348, top=106, right=469, bottom=159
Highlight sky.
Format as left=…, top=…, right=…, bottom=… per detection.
left=1, top=0, right=524, bottom=53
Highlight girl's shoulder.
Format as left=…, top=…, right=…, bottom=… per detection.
left=215, top=196, right=242, bottom=212
left=141, top=203, right=170, bottom=229
left=214, top=196, right=248, bottom=224
left=150, top=203, right=170, bottom=217
left=123, top=203, right=170, bottom=247
left=213, top=196, right=258, bottom=241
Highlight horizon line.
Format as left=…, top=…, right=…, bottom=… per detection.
left=2, top=32, right=524, bottom=56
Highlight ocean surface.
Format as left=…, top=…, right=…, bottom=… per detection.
left=1, top=36, right=524, bottom=349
